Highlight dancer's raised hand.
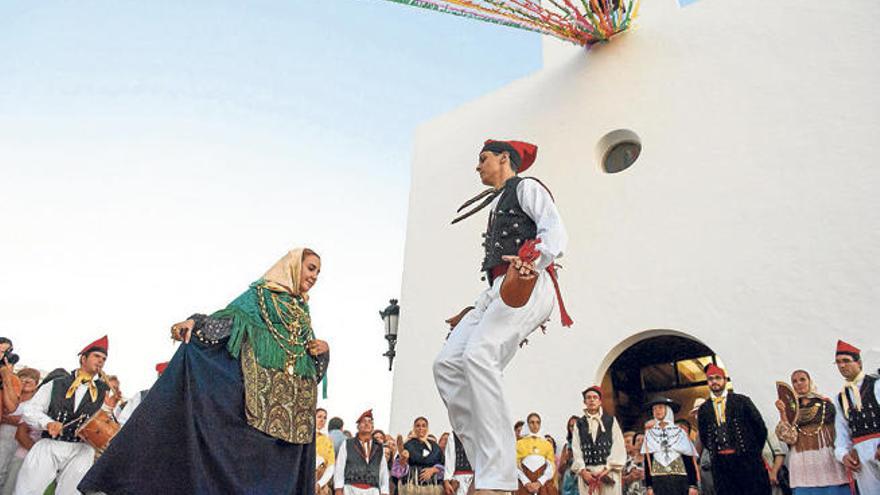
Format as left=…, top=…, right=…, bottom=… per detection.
left=171, top=319, right=194, bottom=343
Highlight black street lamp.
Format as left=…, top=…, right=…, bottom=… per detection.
left=379, top=299, right=400, bottom=371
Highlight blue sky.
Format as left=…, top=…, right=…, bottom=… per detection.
left=0, top=0, right=541, bottom=428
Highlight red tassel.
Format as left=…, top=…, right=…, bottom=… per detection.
left=547, top=264, right=573, bottom=327
left=517, top=238, right=542, bottom=263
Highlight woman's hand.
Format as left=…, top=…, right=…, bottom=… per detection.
left=307, top=339, right=329, bottom=356
left=688, top=487, right=699, bottom=495
left=418, top=466, right=437, bottom=482
left=171, top=319, right=195, bottom=343
left=774, top=399, right=789, bottom=422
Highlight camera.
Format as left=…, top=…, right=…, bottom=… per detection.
left=0, top=349, right=19, bottom=366
left=0, top=338, right=19, bottom=366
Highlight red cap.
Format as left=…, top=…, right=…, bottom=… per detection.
left=836, top=340, right=861, bottom=357
left=80, top=335, right=108, bottom=356
left=482, top=140, right=538, bottom=173
left=705, top=363, right=726, bottom=378
left=155, top=362, right=169, bottom=375
left=357, top=409, right=373, bottom=424
left=582, top=385, right=602, bottom=399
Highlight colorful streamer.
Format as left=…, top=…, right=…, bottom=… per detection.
left=379, top=0, right=640, bottom=47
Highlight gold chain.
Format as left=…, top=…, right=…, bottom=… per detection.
left=794, top=400, right=826, bottom=438
left=255, top=285, right=312, bottom=372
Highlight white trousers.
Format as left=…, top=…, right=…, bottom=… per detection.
left=852, top=438, right=880, bottom=495
left=450, top=474, right=474, bottom=495
left=433, top=272, right=554, bottom=491
left=341, top=485, right=381, bottom=495
left=13, top=439, right=94, bottom=495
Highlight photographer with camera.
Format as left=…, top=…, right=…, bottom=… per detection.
left=0, top=338, right=21, bottom=418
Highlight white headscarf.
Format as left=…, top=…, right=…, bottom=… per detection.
left=641, top=404, right=697, bottom=466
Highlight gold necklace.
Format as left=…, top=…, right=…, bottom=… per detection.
left=256, top=285, right=311, bottom=374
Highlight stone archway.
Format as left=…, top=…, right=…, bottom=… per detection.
left=595, top=329, right=726, bottom=431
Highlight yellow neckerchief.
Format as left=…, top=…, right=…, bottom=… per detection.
left=65, top=370, right=97, bottom=402
left=841, top=370, right=866, bottom=418
left=516, top=433, right=554, bottom=464
left=711, top=390, right=728, bottom=425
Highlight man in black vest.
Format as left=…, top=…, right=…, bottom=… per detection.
left=696, top=364, right=770, bottom=495
left=832, top=339, right=880, bottom=494
left=15, top=336, right=111, bottom=495
left=333, top=409, right=389, bottom=495
left=433, top=139, right=569, bottom=495
left=444, top=432, right=474, bottom=495
left=570, top=386, right=625, bottom=495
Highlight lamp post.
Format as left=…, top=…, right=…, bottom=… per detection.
left=379, top=299, right=400, bottom=371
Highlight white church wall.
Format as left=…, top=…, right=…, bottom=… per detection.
left=390, top=0, right=880, bottom=441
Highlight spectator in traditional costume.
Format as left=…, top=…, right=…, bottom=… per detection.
left=317, top=408, right=337, bottom=495
left=15, top=336, right=111, bottom=495
left=395, top=417, right=444, bottom=488
left=115, top=361, right=167, bottom=426
left=334, top=409, right=389, bottom=495
left=78, top=248, right=330, bottom=495
left=774, top=368, right=851, bottom=495
left=1, top=369, right=40, bottom=495
left=641, top=398, right=698, bottom=495
left=832, top=340, right=880, bottom=494
left=434, top=139, right=570, bottom=494
left=570, top=386, right=625, bottom=495
left=696, top=363, right=770, bottom=495
left=516, top=413, right=557, bottom=495
left=444, top=432, right=475, bottom=495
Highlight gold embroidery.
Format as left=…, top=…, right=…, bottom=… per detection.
left=650, top=456, right=687, bottom=477
left=241, top=340, right=316, bottom=444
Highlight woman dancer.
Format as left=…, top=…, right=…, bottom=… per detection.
left=79, top=248, right=329, bottom=495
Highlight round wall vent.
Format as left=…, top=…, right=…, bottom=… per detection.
left=597, top=129, right=641, bottom=174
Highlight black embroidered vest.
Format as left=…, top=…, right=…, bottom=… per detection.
left=343, top=438, right=384, bottom=487
left=42, top=373, right=108, bottom=442
left=838, top=374, right=880, bottom=441
left=453, top=433, right=473, bottom=473
left=481, top=176, right=538, bottom=279
left=576, top=414, right=615, bottom=466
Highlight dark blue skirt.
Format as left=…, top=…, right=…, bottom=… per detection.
left=79, top=339, right=315, bottom=495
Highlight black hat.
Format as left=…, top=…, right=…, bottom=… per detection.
left=645, top=396, right=680, bottom=414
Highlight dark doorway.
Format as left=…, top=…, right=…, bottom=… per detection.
left=601, top=334, right=722, bottom=432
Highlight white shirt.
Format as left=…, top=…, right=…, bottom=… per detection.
left=834, top=374, right=880, bottom=462
left=23, top=376, right=107, bottom=431
left=488, top=178, right=568, bottom=271
left=333, top=437, right=390, bottom=495
left=116, top=390, right=145, bottom=426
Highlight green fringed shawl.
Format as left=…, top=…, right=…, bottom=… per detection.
left=216, top=280, right=317, bottom=378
